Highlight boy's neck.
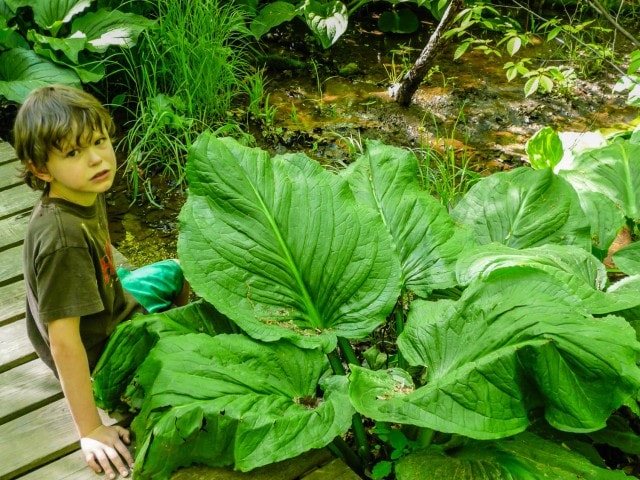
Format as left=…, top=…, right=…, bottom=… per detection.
left=48, top=186, right=99, bottom=207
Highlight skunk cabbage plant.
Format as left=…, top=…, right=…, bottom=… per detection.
left=527, top=127, right=640, bottom=254
left=178, top=135, right=403, bottom=352
left=95, top=133, right=640, bottom=479
left=247, top=0, right=446, bottom=49
left=0, top=0, right=153, bottom=102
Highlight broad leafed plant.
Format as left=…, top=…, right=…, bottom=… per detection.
left=94, top=129, right=640, bottom=479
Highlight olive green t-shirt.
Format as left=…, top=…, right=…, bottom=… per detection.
left=23, top=193, right=140, bottom=373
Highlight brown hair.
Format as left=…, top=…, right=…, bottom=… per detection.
left=12, top=84, right=116, bottom=190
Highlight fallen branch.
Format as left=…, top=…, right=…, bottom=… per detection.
left=586, top=0, right=640, bottom=49
left=393, top=0, right=465, bottom=106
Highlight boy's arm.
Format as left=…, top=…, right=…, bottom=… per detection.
left=48, top=316, right=134, bottom=479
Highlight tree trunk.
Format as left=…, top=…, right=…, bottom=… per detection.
left=393, top=0, right=465, bottom=106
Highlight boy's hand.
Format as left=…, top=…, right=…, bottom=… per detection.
left=80, top=424, right=134, bottom=479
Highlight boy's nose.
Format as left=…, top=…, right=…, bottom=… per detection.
left=88, top=147, right=102, bottom=164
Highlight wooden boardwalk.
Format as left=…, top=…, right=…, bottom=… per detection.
left=0, top=141, right=358, bottom=480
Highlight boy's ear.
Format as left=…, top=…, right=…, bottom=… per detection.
left=27, top=161, right=52, bottom=183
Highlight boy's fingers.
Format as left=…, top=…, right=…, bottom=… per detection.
left=114, top=438, right=135, bottom=468
left=84, top=452, right=102, bottom=474
left=115, top=425, right=131, bottom=444
left=105, top=444, right=130, bottom=478
left=94, top=450, right=117, bottom=479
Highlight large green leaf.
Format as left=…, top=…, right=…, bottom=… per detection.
left=129, top=334, right=353, bottom=478
left=178, top=134, right=401, bottom=352
left=378, top=9, right=419, bottom=34
left=0, top=0, right=14, bottom=20
left=33, top=45, right=105, bottom=83
left=349, top=272, right=640, bottom=439
left=0, top=48, right=79, bottom=102
left=588, top=414, right=640, bottom=457
left=451, top=167, right=591, bottom=250
left=574, top=190, right=626, bottom=254
left=527, top=129, right=626, bottom=253
left=132, top=402, right=236, bottom=479
left=72, top=8, right=154, bottom=53
left=250, top=1, right=298, bottom=39
left=613, top=241, right=640, bottom=276
left=608, top=275, right=640, bottom=328
left=0, top=5, right=27, bottom=49
left=7, top=0, right=91, bottom=36
left=526, top=128, right=607, bottom=173
left=342, top=140, right=472, bottom=297
left=92, top=301, right=228, bottom=411
left=0, top=25, right=27, bottom=49
left=456, top=243, right=640, bottom=314
left=457, top=243, right=606, bottom=289
left=526, top=126, right=564, bottom=170
left=395, top=432, right=627, bottom=479
left=557, top=142, right=640, bottom=222
left=28, top=29, right=87, bottom=63
left=304, top=0, right=348, bottom=49
left=632, top=124, right=640, bottom=144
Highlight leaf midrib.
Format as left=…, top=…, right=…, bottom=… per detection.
left=246, top=169, right=324, bottom=329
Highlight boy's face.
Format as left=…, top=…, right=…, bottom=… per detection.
left=32, top=129, right=117, bottom=206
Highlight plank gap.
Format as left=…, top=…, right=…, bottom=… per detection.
left=0, top=275, right=23, bottom=290
left=0, top=206, right=32, bottom=223
left=0, top=313, right=25, bottom=329
left=3, top=443, right=80, bottom=480
left=0, top=392, right=64, bottom=425
left=0, top=183, right=22, bottom=194
left=0, top=240, right=23, bottom=254
left=0, top=143, right=18, bottom=164
left=0, top=360, right=62, bottom=426
left=0, top=281, right=26, bottom=325
left=0, top=352, right=37, bottom=374
left=14, top=450, right=96, bottom=480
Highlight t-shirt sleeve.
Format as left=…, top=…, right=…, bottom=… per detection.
left=35, top=246, right=104, bottom=322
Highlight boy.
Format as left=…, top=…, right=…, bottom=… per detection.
left=13, top=85, right=188, bottom=479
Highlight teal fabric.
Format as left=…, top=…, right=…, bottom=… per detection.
left=117, top=259, right=184, bottom=313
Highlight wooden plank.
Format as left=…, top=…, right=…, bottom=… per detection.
left=0, top=184, right=39, bottom=220
left=0, top=398, right=122, bottom=479
left=303, top=458, right=361, bottom=480
left=0, top=212, right=29, bottom=250
left=0, top=244, right=22, bottom=285
left=14, top=449, right=344, bottom=480
left=170, top=448, right=334, bottom=480
left=0, top=359, right=62, bottom=424
left=0, top=160, right=21, bottom=190
left=0, top=142, right=17, bottom=163
left=0, top=318, right=35, bottom=372
left=0, top=280, right=25, bottom=325
left=17, top=451, right=99, bottom=480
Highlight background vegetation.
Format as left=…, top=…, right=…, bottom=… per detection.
left=3, top=0, right=639, bottom=202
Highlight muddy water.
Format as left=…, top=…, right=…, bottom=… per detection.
left=110, top=16, right=639, bottom=264
left=107, top=174, right=184, bottom=266
left=262, top=26, right=637, bottom=167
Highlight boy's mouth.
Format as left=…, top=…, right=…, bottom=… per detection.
left=91, top=169, right=111, bottom=181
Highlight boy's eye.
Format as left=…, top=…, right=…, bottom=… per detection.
left=66, top=149, right=79, bottom=158
left=95, top=137, right=105, bottom=146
